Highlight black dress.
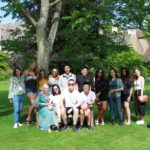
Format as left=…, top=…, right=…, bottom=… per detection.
left=95, top=78, right=108, bottom=101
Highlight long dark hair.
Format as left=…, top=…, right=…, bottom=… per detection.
left=95, top=69, right=105, bottom=80
left=13, top=67, right=22, bottom=77
left=52, top=84, right=61, bottom=96
left=38, top=69, right=48, bottom=81
left=121, top=68, right=133, bottom=88
left=108, top=68, right=118, bottom=81
left=134, top=68, right=141, bottom=80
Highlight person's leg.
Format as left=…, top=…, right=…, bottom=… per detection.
left=124, top=101, right=131, bottom=124
left=73, top=108, right=79, bottom=125
left=18, top=95, right=24, bottom=125
left=115, top=96, right=123, bottom=124
left=97, top=101, right=107, bottom=123
left=109, top=97, right=115, bottom=123
left=56, top=106, right=61, bottom=123
left=80, top=109, right=85, bottom=126
left=61, top=108, right=68, bottom=130
left=13, top=96, right=19, bottom=127
left=26, top=93, right=37, bottom=122
left=87, top=109, right=91, bottom=126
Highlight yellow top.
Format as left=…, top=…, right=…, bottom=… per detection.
left=38, top=78, right=48, bottom=91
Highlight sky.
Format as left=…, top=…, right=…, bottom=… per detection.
left=0, top=0, right=17, bottom=24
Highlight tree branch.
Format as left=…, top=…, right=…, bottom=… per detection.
left=12, top=0, right=37, bottom=27
left=49, top=0, right=61, bottom=7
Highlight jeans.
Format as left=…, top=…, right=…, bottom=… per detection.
left=108, top=96, right=123, bottom=121
left=13, top=95, right=24, bottom=123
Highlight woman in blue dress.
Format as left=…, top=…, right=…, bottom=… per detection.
left=35, top=84, right=58, bottom=133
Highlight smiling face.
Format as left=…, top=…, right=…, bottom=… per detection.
left=110, top=69, right=116, bottom=78
left=97, top=70, right=103, bottom=77
left=30, top=62, right=36, bottom=71
left=64, top=66, right=71, bottom=74
left=68, top=80, right=75, bottom=91
left=81, top=68, right=88, bottom=76
left=52, top=85, right=59, bottom=95
left=16, top=69, right=21, bottom=77
left=43, top=84, right=49, bottom=94
left=122, top=69, right=127, bottom=76
left=83, top=84, right=90, bottom=93
left=135, top=69, right=141, bottom=77
left=52, top=68, right=58, bottom=77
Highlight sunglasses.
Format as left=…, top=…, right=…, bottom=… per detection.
left=68, top=83, right=75, bottom=86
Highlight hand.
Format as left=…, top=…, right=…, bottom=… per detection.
left=96, top=92, right=101, bottom=97
left=111, top=89, right=116, bottom=93
left=10, top=99, right=13, bottom=103
left=67, top=108, right=72, bottom=114
left=127, top=97, right=131, bottom=102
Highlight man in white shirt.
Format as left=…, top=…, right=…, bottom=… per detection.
left=60, top=65, right=76, bottom=90
left=79, top=82, right=96, bottom=130
left=61, top=79, right=81, bottom=132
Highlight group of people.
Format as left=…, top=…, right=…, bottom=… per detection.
left=8, top=62, right=146, bottom=133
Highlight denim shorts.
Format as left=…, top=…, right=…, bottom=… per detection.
left=26, top=88, right=38, bottom=94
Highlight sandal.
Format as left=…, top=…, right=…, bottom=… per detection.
left=26, top=120, right=31, bottom=125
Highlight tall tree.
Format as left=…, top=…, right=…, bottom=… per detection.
left=1, top=0, right=62, bottom=72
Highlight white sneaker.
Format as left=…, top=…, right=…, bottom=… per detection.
left=136, top=120, right=140, bottom=124
left=14, top=123, right=18, bottom=128
left=136, top=120, right=145, bottom=125
left=100, top=122, right=105, bottom=126
left=18, top=123, right=23, bottom=127
left=95, top=120, right=99, bottom=125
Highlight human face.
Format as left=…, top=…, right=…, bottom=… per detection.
left=43, top=85, right=49, bottom=94
left=81, top=68, right=88, bottom=76
left=83, top=84, right=90, bottom=93
left=16, top=69, right=21, bottom=77
left=53, top=86, right=59, bottom=94
left=52, top=69, right=58, bottom=77
left=122, top=69, right=127, bottom=76
left=30, top=62, right=36, bottom=70
left=68, top=81, right=75, bottom=91
left=64, top=66, right=71, bottom=74
left=40, top=71, right=45, bottom=78
left=97, top=70, right=103, bottom=77
left=110, top=70, right=116, bottom=78
left=135, top=69, right=141, bottom=77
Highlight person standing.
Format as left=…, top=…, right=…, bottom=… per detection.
left=108, top=69, right=124, bottom=125
left=76, top=67, right=94, bottom=92
left=8, top=67, right=25, bottom=128
left=121, top=68, right=133, bottom=125
left=95, top=69, right=108, bottom=125
left=23, top=62, right=38, bottom=125
left=134, top=68, right=146, bottom=125
left=60, top=65, right=76, bottom=91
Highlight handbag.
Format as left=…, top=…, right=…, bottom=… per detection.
left=138, top=95, right=148, bottom=103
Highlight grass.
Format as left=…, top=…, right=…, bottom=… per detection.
left=0, top=80, right=150, bottom=150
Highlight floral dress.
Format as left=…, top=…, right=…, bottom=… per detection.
left=35, top=93, right=57, bottom=130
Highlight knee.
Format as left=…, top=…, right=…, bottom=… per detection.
left=80, top=109, right=84, bottom=115
left=73, top=108, right=79, bottom=114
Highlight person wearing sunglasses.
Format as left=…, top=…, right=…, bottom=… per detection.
left=48, top=68, right=61, bottom=92
left=61, top=79, right=81, bottom=132
left=79, top=82, right=96, bottom=131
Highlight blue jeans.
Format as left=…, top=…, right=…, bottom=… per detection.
left=13, top=95, right=24, bottom=123
left=108, top=96, right=123, bottom=121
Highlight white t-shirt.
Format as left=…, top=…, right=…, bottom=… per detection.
left=134, top=76, right=144, bottom=90
left=80, top=91, right=96, bottom=104
left=49, top=94, right=62, bottom=107
left=61, top=89, right=80, bottom=108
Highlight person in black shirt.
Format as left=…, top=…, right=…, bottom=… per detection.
left=121, top=68, right=133, bottom=125
left=76, top=67, right=94, bottom=92
left=95, top=69, right=108, bottom=125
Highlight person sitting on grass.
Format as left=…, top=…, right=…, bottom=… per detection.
left=61, top=79, right=81, bottom=132
left=79, top=82, right=96, bottom=131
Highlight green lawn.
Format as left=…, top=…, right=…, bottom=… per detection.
left=0, top=80, right=150, bottom=150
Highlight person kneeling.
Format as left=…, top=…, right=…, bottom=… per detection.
left=61, top=79, right=81, bottom=132
left=79, top=82, right=96, bottom=131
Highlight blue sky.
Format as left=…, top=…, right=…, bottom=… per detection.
left=0, top=0, right=17, bottom=24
